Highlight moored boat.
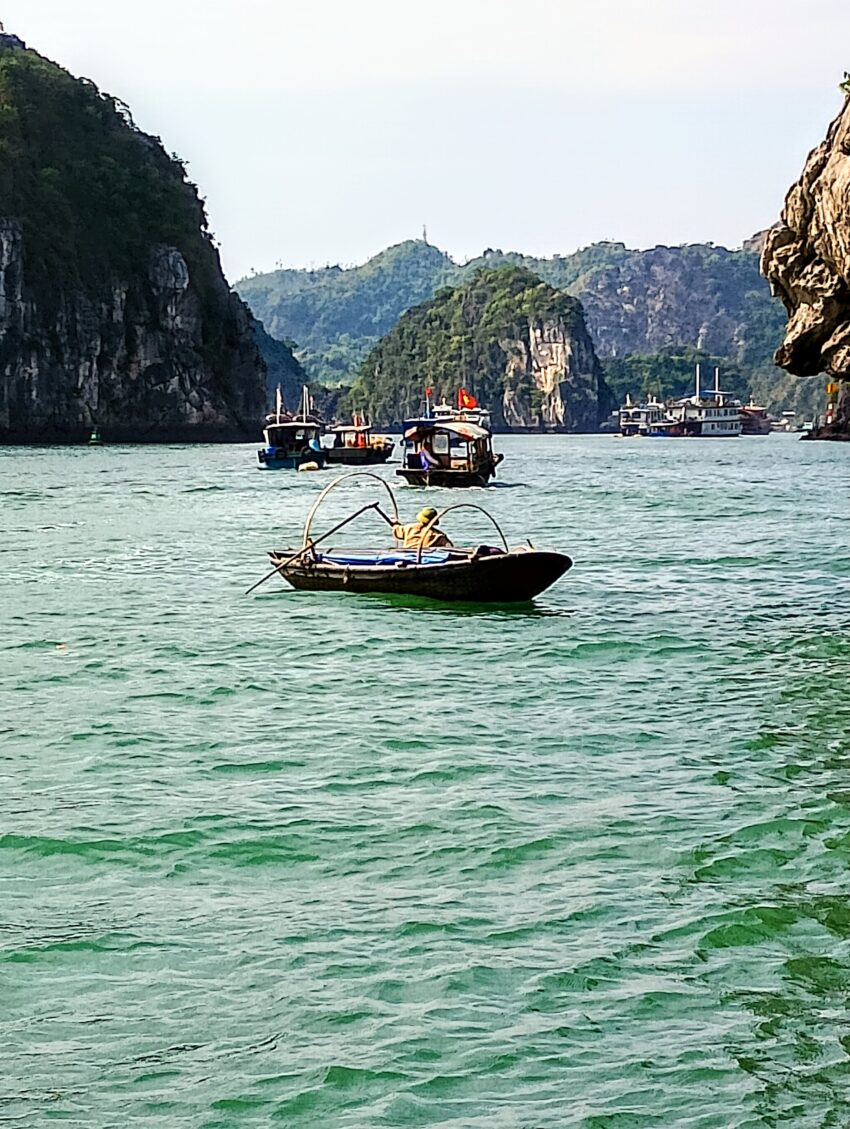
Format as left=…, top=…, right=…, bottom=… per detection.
left=740, top=399, right=772, bottom=435
left=664, top=366, right=742, bottom=437
left=249, top=471, right=571, bottom=603
left=618, top=395, right=676, bottom=437
left=396, top=390, right=504, bottom=487
left=324, top=415, right=394, bottom=465
left=257, top=386, right=327, bottom=470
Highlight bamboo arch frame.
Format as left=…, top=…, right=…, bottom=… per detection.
left=416, top=503, right=509, bottom=563
left=302, top=471, right=400, bottom=549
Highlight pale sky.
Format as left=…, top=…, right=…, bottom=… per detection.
left=5, top=0, right=849, bottom=282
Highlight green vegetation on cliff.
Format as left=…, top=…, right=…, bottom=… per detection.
left=237, top=240, right=635, bottom=382
left=344, top=266, right=590, bottom=426
left=253, top=324, right=307, bottom=410
left=237, top=239, right=790, bottom=406
left=0, top=34, right=266, bottom=441
left=0, top=40, right=221, bottom=306
left=238, top=234, right=823, bottom=421
left=238, top=241, right=456, bottom=384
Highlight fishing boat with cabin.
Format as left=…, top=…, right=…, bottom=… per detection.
left=397, top=388, right=504, bottom=487
left=247, top=472, right=571, bottom=603
left=324, top=414, right=394, bottom=465
left=740, top=399, right=772, bottom=435
left=257, top=386, right=326, bottom=470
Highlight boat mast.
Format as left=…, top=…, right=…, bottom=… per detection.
left=714, top=366, right=723, bottom=405
left=275, top=384, right=282, bottom=424
left=694, top=363, right=701, bottom=400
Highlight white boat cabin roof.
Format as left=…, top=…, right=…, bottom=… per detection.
left=265, top=419, right=322, bottom=432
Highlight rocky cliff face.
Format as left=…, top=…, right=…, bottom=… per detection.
left=0, top=37, right=266, bottom=443
left=761, top=96, right=850, bottom=439
left=349, top=267, right=610, bottom=431
left=574, top=244, right=783, bottom=365
left=500, top=316, right=607, bottom=430
left=0, top=222, right=265, bottom=442
left=239, top=239, right=785, bottom=390
left=253, top=322, right=307, bottom=415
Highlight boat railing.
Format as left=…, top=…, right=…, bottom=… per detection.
left=416, top=503, right=509, bottom=563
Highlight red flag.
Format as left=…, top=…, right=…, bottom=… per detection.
left=424, top=387, right=433, bottom=398
left=458, top=388, right=477, bottom=409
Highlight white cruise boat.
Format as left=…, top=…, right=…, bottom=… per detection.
left=666, top=366, right=742, bottom=437
left=618, top=394, right=675, bottom=437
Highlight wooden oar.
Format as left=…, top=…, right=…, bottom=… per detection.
left=245, top=502, right=382, bottom=595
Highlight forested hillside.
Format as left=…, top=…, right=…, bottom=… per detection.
left=346, top=267, right=610, bottom=431
left=0, top=33, right=265, bottom=442
left=236, top=237, right=812, bottom=419
left=238, top=241, right=456, bottom=384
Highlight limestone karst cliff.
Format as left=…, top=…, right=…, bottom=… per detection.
left=238, top=239, right=786, bottom=402
left=347, top=268, right=610, bottom=431
left=0, top=35, right=266, bottom=443
left=499, top=315, right=607, bottom=431
left=761, top=94, right=850, bottom=439
left=253, top=322, right=308, bottom=412
left=574, top=244, right=783, bottom=367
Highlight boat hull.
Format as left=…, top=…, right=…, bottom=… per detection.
left=325, top=446, right=393, bottom=466
left=396, top=467, right=494, bottom=488
left=258, top=449, right=327, bottom=470
left=270, top=549, right=571, bottom=602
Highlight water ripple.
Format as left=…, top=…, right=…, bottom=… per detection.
left=1, top=436, right=849, bottom=1127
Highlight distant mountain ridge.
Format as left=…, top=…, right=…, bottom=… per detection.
left=236, top=237, right=786, bottom=390
left=239, top=241, right=456, bottom=385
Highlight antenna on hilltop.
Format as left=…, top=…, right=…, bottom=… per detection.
left=422, top=224, right=428, bottom=244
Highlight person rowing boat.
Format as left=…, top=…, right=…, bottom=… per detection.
left=392, top=506, right=453, bottom=549
left=250, top=471, right=572, bottom=602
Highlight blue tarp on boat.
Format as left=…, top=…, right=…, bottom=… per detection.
left=318, top=549, right=453, bottom=567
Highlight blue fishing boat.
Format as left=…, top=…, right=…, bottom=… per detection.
left=257, top=386, right=327, bottom=470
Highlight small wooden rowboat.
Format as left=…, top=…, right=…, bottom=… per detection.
left=249, top=472, right=572, bottom=603
left=269, top=545, right=571, bottom=602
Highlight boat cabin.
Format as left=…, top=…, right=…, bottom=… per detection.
left=618, top=397, right=671, bottom=437
left=666, top=395, right=742, bottom=436
left=740, top=400, right=771, bottom=436
left=397, top=420, right=501, bottom=487
left=431, top=398, right=492, bottom=429
left=324, top=423, right=394, bottom=465
left=258, top=419, right=326, bottom=469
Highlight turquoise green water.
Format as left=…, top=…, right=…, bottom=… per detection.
left=2, top=434, right=849, bottom=1128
